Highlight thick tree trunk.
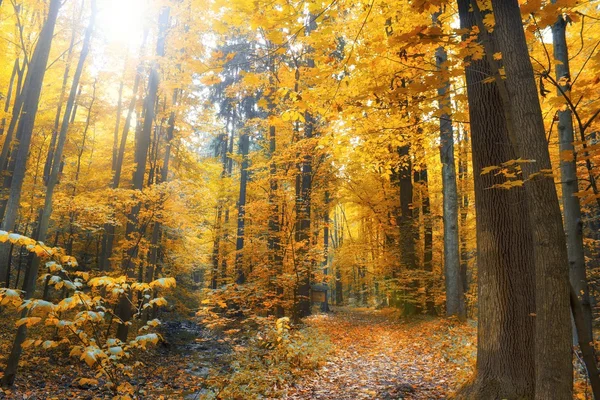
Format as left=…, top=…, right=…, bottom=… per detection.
left=552, top=8, right=593, bottom=342
left=434, top=35, right=464, bottom=317
left=455, top=1, right=536, bottom=398
left=490, top=2, right=573, bottom=398
left=0, top=0, right=61, bottom=292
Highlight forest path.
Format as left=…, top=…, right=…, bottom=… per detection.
left=282, top=308, right=475, bottom=400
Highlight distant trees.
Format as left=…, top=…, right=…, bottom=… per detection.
left=0, top=0, right=599, bottom=395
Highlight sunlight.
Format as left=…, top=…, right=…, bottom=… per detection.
left=97, top=0, right=147, bottom=49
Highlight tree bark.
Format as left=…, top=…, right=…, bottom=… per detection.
left=433, top=28, right=464, bottom=317
left=490, top=2, right=572, bottom=398
left=571, top=284, right=600, bottom=399
left=551, top=5, right=593, bottom=342
left=455, top=1, right=536, bottom=398
left=0, top=0, right=61, bottom=291
left=1, top=0, right=93, bottom=387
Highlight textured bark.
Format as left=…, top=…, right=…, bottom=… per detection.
left=552, top=8, right=593, bottom=342
left=571, top=284, right=600, bottom=398
left=434, top=39, right=464, bottom=317
left=0, top=0, right=61, bottom=292
left=455, top=1, right=536, bottom=398
left=490, top=2, right=572, bottom=398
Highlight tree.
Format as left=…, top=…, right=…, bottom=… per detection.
left=116, top=6, right=170, bottom=343
left=551, top=0, right=593, bottom=341
left=1, top=0, right=95, bottom=386
left=490, top=1, right=572, bottom=396
left=0, top=0, right=62, bottom=290
left=455, top=0, right=536, bottom=397
left=433, top=11, right=464, bottom=318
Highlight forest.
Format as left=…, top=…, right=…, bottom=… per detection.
left=0, top=0, right=599, bottom=398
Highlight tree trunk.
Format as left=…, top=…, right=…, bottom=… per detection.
left=234, top=101, right=251, bottom=284
left=458, top=131, right=470, bottom=300
left=490, top=2, right=572, bottom=397
left=418, top=166, right=435, bottom=315
left=434, top=28, right=464, bottom=317
left=0, top=0, right=61, bottom=292
left=397, top=145, right=416, bottom=314
left=112, top=67, right=126, bottom=171
left=268, top=122, right=284, bottom=316
left=117, top=7, right=169, bottom=343
left=293, top=16, right=317, bottom=320
left=455, top=1, right=536, bottom=398
left=571, top=284, right=600, bottom=399
left=99, top=37, right=147, bottom=272
left=1, top=0, right=92, bottom=387
left=43, top=1, right=82, bottom=186
left=552, top=5, right=593, bottom=342
left=0, top=58, right=19, bottom=136
left=294, top=107, right=313, bottom=320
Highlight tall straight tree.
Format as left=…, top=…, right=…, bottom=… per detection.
left=433, top=12, right=464, bottom=317
left=234, top=98, right=252, bottom=283
left=266, top=52, right=283, bottom=316
left=456, top=0, right=536, bottom=397
left=1, top=0, right=96, bottom=386
left=116, top=7, right=169, bottom=342
left=43, top=1, right=84, bottom=186
left=0, top=0, right=61, bottom=290
left=490, top=1, right=572, bottom=397
left=294, top=13, right=317, bottom=320
left=100, top=32, right=148, bottom=272
left=551, top=0, right=593, bottom=340
left=397, top=144, right=416, bottom=313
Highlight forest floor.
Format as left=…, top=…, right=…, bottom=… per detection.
left=0, top=307, right=478, bottom=399
left=281, top=308, right=477, bottom=399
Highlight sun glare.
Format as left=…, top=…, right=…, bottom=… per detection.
left=97, top=0, right=148, bottom=49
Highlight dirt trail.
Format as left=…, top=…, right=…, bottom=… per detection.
left=282, top=308, right=476, bottom=400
